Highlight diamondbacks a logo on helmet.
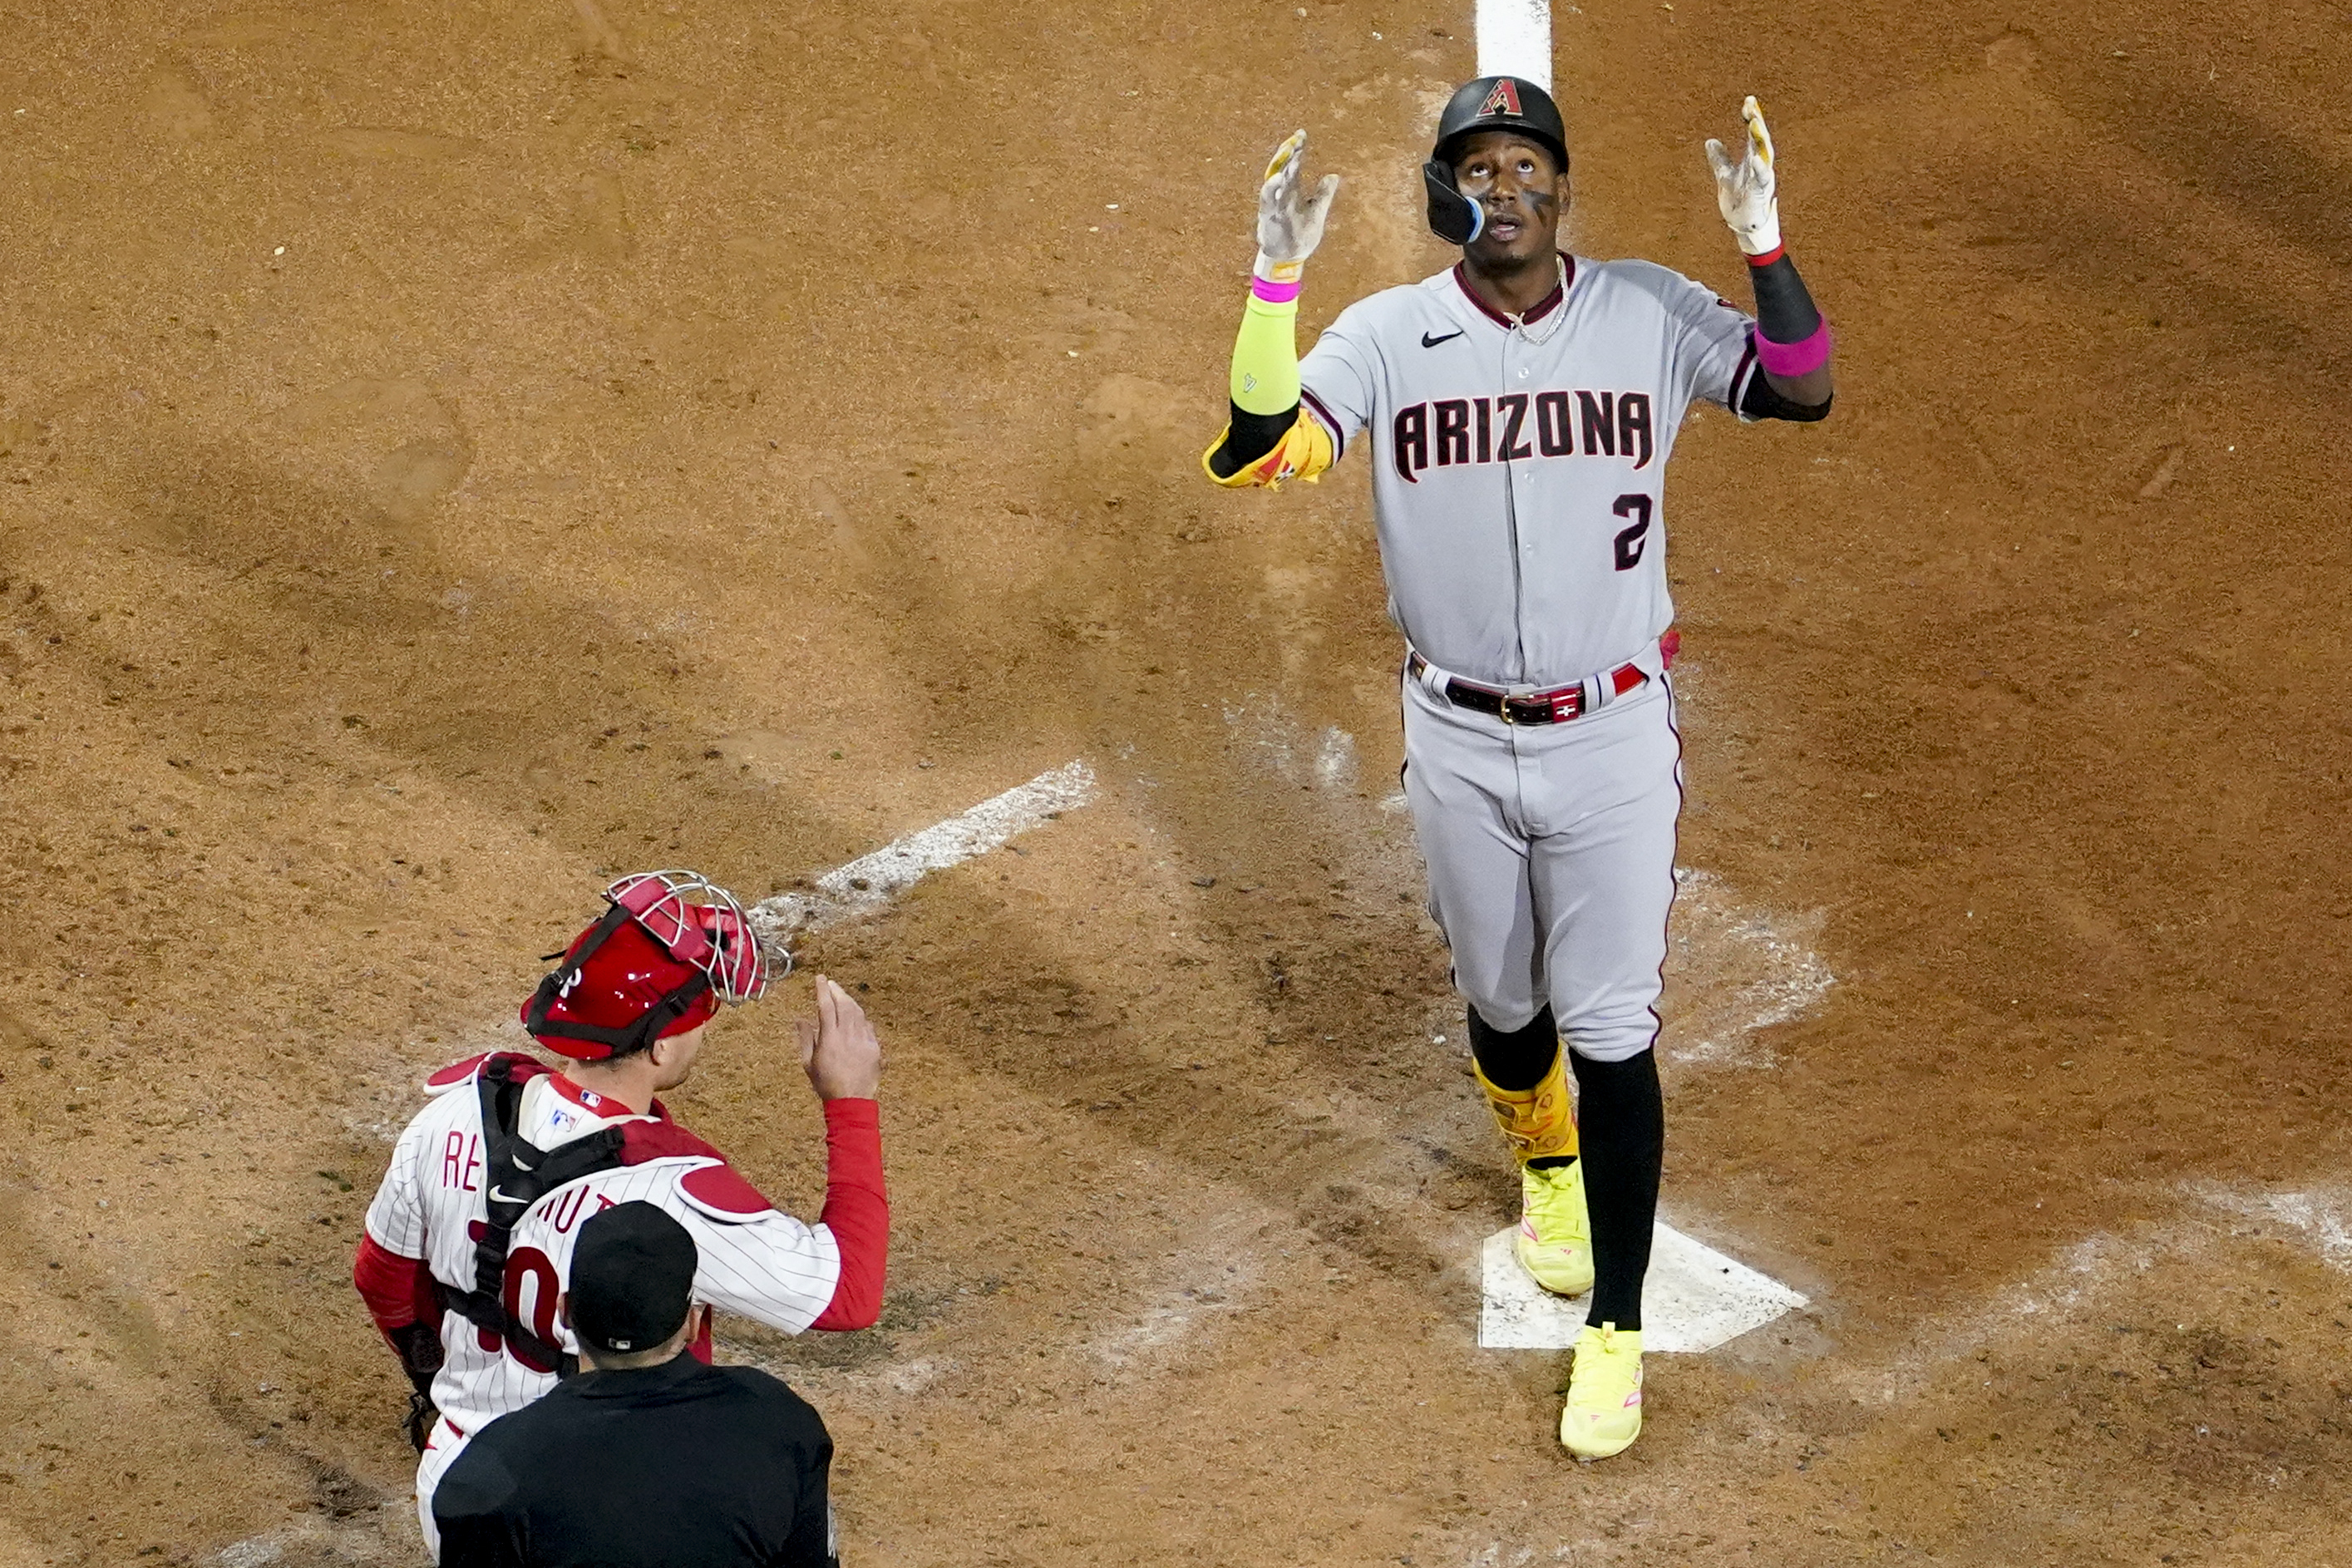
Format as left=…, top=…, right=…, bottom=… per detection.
left=1479, top=79, right=1523, bottom=118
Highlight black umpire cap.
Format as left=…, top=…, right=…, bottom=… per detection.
left=570, top=1201, right=698, bottom=1354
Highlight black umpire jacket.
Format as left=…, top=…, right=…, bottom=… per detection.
left=433, top=1355, right=837, bottom=1567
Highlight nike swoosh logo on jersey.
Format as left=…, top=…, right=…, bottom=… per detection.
left=1421, top=329, right=1465, bottom=348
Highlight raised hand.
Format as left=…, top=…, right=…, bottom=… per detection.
left=796, top=975, right=882, bottom=1101
left=1704, top=96, right=1782, bottom=256
left=1256, top=129, right=1342, bottom=281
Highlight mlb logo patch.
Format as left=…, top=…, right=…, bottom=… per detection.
left=1480, top=79, right=1523, bottom=118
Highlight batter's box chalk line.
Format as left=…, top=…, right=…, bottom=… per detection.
left=748, top=760, right=1097, bottom=939
left=1479, top=1223, right=1807, bottom=1354
left=1665, top=866, right=1836, bottom=1071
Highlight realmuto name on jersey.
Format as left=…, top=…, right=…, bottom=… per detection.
left=1393, top=390, right=1655, bottom=482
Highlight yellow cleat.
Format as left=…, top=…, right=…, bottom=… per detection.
left=1561, top=1323, right=1644, bottom=1460
left=1513, top=1159, right=1595, bottom=1297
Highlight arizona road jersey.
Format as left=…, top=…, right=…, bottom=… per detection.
left=363, top=1059, right=841, bottom=1437
left=1299, top=254, right=1762, bottom=688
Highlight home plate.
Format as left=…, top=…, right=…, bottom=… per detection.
left=1479, top=1224, right=1808, bottom=1353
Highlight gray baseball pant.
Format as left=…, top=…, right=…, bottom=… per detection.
left=1400, top=668, right=1682, bottom=1063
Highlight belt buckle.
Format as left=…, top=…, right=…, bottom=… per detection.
left=1496, top=693, right=1516, bottom=726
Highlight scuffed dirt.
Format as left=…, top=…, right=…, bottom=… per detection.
left=5, top=1, right=2352, bottom=1566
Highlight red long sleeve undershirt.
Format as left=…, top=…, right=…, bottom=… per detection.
left=808, top=1097, right=890, bottom=1331
left=353, top=1098, right=888, bottom=1340
left=353, top=1232, right=439, bottom=1344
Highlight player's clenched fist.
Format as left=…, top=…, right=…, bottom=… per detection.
left=1704, top=96, right=1781, bottom=256
left=1255, top=130, right=1341, bottom=282
left=797, top=975, right=882, bottom=1101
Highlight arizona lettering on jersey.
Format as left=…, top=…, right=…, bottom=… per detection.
left=1299, top=254, right=1758, bottom=687
left=1393, top=389, right=1656, bottom=479
left=363, top=1056, right=841, bottom=1437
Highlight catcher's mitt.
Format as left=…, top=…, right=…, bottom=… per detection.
left=404, top=1389, right=439, bottom=1454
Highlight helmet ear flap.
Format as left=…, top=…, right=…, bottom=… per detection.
left=1423, top=160, right=1485, bottom=247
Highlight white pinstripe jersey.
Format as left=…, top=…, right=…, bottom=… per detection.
left=363, top=1057, right=841, bottom=1436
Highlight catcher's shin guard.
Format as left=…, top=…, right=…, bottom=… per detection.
left=1475, top=1050, right=1579, bottom=1163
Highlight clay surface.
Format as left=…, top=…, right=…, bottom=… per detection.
left=4, top=1, right=2349, bottom=1564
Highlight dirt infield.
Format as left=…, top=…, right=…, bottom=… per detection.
left=5, top=0, right=2351, bottom=1563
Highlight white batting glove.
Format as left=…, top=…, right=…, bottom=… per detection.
left=1704, top=96, right=1782, bottom=256
left=1254, top=130, right=1341, bottom=283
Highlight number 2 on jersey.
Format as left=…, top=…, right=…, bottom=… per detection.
left=1611, top=495, right=1653, bottom=571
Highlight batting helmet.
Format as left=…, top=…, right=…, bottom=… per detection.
left=521, top=870, right=779, bottom=1061
left=1423, top=76, right=1571, bottom=245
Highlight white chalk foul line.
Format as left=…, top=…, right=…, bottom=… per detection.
left=1480, top=1223, right=1807, bottom=1354
left=749, top=760, right=1097, bottom=939
left=2192, top=1181, right=2352, bottom=1271
left=1475, top=0, right=1553, bottom=89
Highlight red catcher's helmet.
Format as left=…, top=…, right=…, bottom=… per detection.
left=521, top=871, right=780, bottom=1061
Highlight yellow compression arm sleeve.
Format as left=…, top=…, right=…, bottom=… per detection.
left=1203, top=270, right=1333, bottom=489
left=1228, top=283, right=1301, bottom=416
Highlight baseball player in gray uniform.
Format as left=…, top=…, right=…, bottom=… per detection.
left=1202, top=77, right=1835, bottom=1457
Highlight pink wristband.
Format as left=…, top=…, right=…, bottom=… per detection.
left=1754, top=319, right=1832, bottom=377
left=1250, top=274, right=1301, bottom=304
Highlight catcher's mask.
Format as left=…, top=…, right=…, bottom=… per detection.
left=521, top=871, right=782, bottom=1061
left=1423, top=75, right=1570, bottom=246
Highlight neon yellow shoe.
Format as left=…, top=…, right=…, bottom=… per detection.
left=1514, top=1160, right=1595, bottom=1297
left=1561, top=1323, right=1644, bottom=1461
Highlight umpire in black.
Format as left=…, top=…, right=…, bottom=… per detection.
left=433, top=1202, right=840, bottom=1566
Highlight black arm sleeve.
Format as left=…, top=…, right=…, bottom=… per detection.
left=1738, top=250, right=1832, bottom=422
left=1206, top=399, right=1299, bottom=479
left=1746, top=253, right=1821, bottom=345
left=1739, top=369, right=1833, bottom=423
